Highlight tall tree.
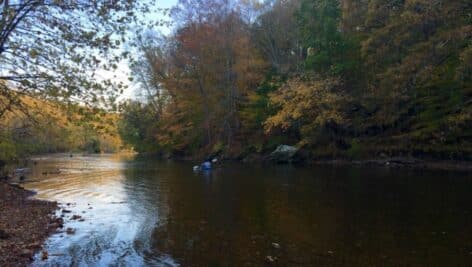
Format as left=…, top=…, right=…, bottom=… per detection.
left=0, top=0, right=157, bottom=118
left=252, top=0, right=303, bottom=73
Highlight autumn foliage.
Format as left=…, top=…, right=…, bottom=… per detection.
left=120, top=0, right=471, bottom=160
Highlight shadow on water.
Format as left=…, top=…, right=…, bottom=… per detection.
left=143, top=163, right=472, bottom=267
left=24, top=155, right=472, bottom=266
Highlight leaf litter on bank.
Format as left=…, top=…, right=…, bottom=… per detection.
left=0, top=181, right=59, bottom=266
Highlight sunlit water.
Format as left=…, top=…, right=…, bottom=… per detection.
left=19, top=154, right=472, bottom=266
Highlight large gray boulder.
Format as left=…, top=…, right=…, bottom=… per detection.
left=269, top=145, right=299, bottom=163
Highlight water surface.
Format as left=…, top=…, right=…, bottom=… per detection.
left=22, top=154, right=472, bottom=266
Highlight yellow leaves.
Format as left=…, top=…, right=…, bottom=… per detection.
left=264, top=76, right=345, bottom=135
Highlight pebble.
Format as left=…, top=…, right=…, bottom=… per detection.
left=71, top=215, right=82, bottom=220
left=41, top=250, right=48, bottom=260
left=272, top=242, right=280, bottom=249
left=266, top=255, right=277, bottom=263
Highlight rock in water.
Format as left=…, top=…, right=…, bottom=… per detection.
left=265, top=255, right=277, bottom=263
left=41, top=251, right=48, bottom=260
left=269, top=145, right=299, bottom=163
left=71, top=215, right=82, bottom=220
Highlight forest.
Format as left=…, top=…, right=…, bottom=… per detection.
left=0, top=0, right=470, bottom=164
left=0, top=1, right=471, bottom=266
left=0, top=97, right=122, bottom=162
left=119, top=0, right=472, bottom=161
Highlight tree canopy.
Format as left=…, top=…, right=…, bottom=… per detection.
left=1, top=0, right=469, bottom=161
left=0, top=0, right=158, bottom=117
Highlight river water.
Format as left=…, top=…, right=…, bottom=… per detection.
left=21, top=154, right=472, bottom=266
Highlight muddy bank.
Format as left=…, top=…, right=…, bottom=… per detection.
left=0, top=181, right=59, bottom=267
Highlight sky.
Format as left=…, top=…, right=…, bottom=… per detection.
left=151, top=0, right=179, bottom=35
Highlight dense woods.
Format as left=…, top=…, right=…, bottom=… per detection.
left=1, top=2, right=470, bottom=266
left=0, top=0, right=470, bottom=162
left=120, top=0, right=471, bottom=161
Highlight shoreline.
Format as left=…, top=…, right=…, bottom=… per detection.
left=307, top=158, right=472, bottom=172
left=0, top=181, right=60, bottom=267
left=162, top=154, right=472, bottom=172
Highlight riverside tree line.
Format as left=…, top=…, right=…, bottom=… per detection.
left=119, top=0, right=471, bottom=160
left=0, top=0, right=157, bottom=163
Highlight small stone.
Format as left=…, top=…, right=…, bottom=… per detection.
left=266, top=255, right=277, bottom=263
left=62, top=209, right=72, bottom=213
left=41, top=251, right=48, bottom=260
left=53, top=217, right=64, bottom=228
left=327, top=250, right=334, bottom=255
left=66, top=228, right=75, bottom=235
left=71, top=215, right=82, bottom=220
left=272, top=242, right=280, bottom=249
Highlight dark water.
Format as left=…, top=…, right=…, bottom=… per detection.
left=21, top=154, right=472, bottom=266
